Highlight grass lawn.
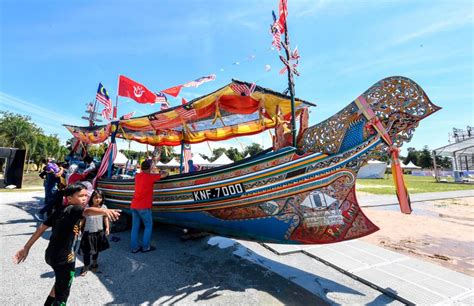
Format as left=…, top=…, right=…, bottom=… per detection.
left=356, top=175, right=474, bottom=194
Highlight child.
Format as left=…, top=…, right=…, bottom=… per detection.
left=78, top=190, right=110, bottom=276
left=13, top=183, right=121, bottom=306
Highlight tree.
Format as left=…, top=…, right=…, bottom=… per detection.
left=404, top=147, right=419, bottom=166
left=418, top=146, right=433, bottom=169
left=244, top=143, right=264, bottom=157
left=88, top=144, right=106, bottom=159
left=226, top=147, right=243, bottom=162
left=200, top=147, right=227, bottom=162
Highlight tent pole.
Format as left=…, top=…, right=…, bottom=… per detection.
left=432, top=150, right=439, bottom=182
left=179, top=141, right=185, bottom=174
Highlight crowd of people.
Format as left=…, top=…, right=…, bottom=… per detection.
left=14, top=156, right=167, bottom=305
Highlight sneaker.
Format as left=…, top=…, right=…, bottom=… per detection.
left=141, top=246, right=156, bottom=253
left=131, top=248, right=142, bottom=254
left=34, top=212, right=45, bottom=222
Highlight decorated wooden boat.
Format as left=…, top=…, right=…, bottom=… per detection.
left=65, top=76, right=440, bottom=244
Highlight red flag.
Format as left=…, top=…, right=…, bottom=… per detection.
left=162, top=85, right=183, bottom=97
left=181, top=97, right=188, bottom=105
left=118, top=75, right=158, bottom=104
left=278, top=0, right=288, bottom=32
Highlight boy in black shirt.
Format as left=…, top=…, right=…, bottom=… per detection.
left=13, top=183, right=121, bottom=305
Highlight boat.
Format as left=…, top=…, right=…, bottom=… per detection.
left=65, top=76, right=440, bottom=244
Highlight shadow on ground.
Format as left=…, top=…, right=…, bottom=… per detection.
left=6, top=194, right=394, bottom=305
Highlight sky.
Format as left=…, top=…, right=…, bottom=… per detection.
left=0, top=0, right=472, bottom=157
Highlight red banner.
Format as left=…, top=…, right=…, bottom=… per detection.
left=118, top=75, right=157, bottom=104
left=162, top=85, right=183, bottom=97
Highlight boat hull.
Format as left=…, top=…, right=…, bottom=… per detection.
left=99, top=138, right=381, bottom=244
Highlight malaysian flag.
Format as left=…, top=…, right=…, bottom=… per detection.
left=92, top=142, right=117, bottom=187
left=182, top=144, right=192, bottom=173
left=230, top=83, right=256, bottom=96
left=96, top=83, right=112, bottom=109
left=183, top=74, right=216, bottom=88
left=155, top=92, right=167, bottom=103
left=101, top=107, right=112, bottom=121
left=121, top=111, right=135, bottom=120
left=176, top=105, right=196, bottom=119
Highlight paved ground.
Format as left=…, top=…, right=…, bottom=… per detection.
left=0, top=192, right=324, bottom=305
left=2, top=190, right=472, bottom=305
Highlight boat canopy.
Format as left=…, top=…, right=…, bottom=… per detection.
left=64, top=80, right=315, bottom=147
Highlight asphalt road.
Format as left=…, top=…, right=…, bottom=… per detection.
left=0, top=191, right=327, bottom=305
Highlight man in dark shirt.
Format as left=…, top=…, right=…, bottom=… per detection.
left=14, top=183, right=121, bottom=305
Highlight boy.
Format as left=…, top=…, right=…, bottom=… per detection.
left=13, top=183, right=121, bottom=305
left=130, top=160, right=168, bottom=253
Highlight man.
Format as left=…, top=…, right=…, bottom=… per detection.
left=130, top=160, right=168, bottom=253
left=36, top=159, right=63, bottom=221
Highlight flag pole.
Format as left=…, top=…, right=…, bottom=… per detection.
left=114, top=75, right=120, bottom=119
left=282, top=18, right=297, bottom=147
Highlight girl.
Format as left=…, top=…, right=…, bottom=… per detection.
left=79, top=190, right=110, bottom=276
left=13, top=183, right=121, bottom=305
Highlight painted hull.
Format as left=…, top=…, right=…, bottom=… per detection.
left=99, top=139, right=381, bottom=244
left=98, top=76, right=440, bottom=244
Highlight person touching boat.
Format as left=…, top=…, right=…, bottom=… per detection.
left=130, top=160, right=168, bottom=253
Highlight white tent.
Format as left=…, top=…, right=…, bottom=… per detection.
left=114, top=151, right=129, bottom=165
left=357, top=160, right=387, bottom=179
left=404, top=161, right=421, bottom=169
left=156, top=161, right=166, bottom=166
left=165, top=159, right=180, bottom=167
left=211, top=153, right=233, bottom=166
left=193, top=155, right=212, bottom=166
left=386, top=160, right=421, bottom=169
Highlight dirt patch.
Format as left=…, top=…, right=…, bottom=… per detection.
left=361, top=197, right=474, bottom=276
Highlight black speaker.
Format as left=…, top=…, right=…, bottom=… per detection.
left=0, top=148, right=26, bottom=188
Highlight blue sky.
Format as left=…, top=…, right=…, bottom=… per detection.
left=0, top=0, right=472, bottom=156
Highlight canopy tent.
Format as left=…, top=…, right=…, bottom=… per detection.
left=192, top=155, right=212, bottom=166
left=211, top=153, right=233, bottom=166
left=165, top=159, right=180, bottom=167
left=404, top=161, right=421, bottom=169
left=156, top=161, right=166, bottom=166
left=357, top=160, right=387, bottom=179
left=433, top=137, right=474, bottom=181
left=113, top=151, right=129, bottom=165
left=64, top=79, right=315, bottom=147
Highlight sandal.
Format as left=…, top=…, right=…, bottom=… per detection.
left=80, top=267, right=89, bottom=276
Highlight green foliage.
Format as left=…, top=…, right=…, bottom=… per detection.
left=404, top=147, right=419, bottom=166
left=88, top=144, right=106, bottom=159
left=199, top=143, right=263, bottom=162
left=418, top=145, right=433, bottom=169
left=244, top=143, right=264, bottom=157
left=0, top=111, right=68, bottom=168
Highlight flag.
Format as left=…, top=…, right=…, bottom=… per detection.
left=96, top=83, right=112, bottom=109
left=162, top=85, right=183, bottom=97
left=176, top=105, right=196, bottom=119
left=181, top=97, right=188, bottom=105
left=121, top=111, right=135, bottom=120
left=183, top=144, right=192, bottom=173
left=118, top=75, right=158, bottom=104
left=101, top=107, right=112, bottom=121
left=230, top=83, right=256, bottom=96
left=183, top=74, right=216, bottom=88
left=92, top=142, right=117, bottom=187
left=160, top=101, right=169, bottom=111
left=278, top=0, right=288, bottom=32
left=155, top=92, right=168, bottom=103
